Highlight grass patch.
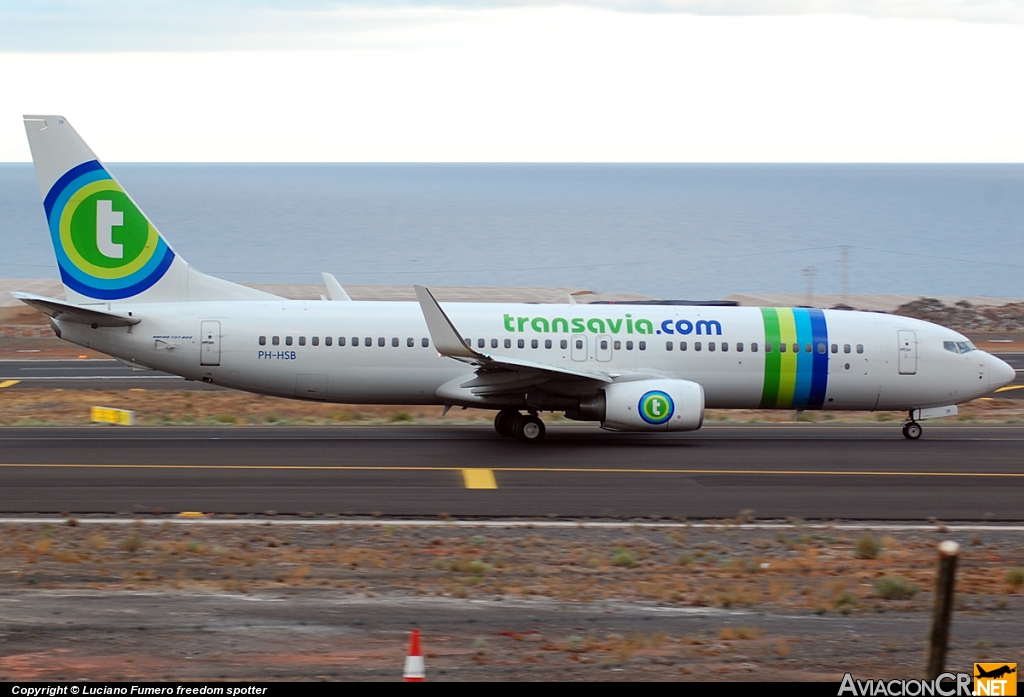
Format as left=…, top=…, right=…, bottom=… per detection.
left=214, top=413, right=238, bottom=424
left=874, top=576, right=919, bottom=600
left=390, top=411, right=413, bottom=423
left=613, top=548, right=638, bottom=568
left=855, top=534, right=882, bottom=559
left=1006, top=568, right=1024, bottom=589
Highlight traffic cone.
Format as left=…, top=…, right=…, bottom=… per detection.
left=403, top=629, right=425, bottom=682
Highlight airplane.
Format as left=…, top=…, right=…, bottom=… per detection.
left=975, top=665, right=1016, bottom=680
left=11, top=115, right=1016, bottom=443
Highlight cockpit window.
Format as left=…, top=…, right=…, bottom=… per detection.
left=944, top=341, right=976, bottom=354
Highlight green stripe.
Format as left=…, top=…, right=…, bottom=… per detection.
left=760, top=308, right=781, bottom=408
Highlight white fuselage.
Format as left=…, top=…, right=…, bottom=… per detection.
left=54, top=300, right=1011, bottom=412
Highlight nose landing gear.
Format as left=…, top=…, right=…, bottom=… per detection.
left=902, top=420, right=922, bottom=440
left=493, top=409, right=547, bottom=443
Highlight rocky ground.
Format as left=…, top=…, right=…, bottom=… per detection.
left=0, top=521, right=1021, bottom=681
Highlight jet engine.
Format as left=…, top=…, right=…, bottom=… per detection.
left=572, top=379, right=705, bottom=432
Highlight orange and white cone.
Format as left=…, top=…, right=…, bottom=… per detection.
left=403, top=629, right=425, bottom=682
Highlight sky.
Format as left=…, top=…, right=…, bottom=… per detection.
left=2, top=1, right=1024, bottom=161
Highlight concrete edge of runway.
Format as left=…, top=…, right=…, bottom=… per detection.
left=3, top=517, right=1024, bottom=531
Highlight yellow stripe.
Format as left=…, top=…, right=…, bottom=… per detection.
left=462, top=468, right=498, bottom=489
left=178, top=511, right=205, bottom=518
left=0, top=380, right=20, bottom=388
left=0, top=463, right=1020, bottom=478
left=994, top=385, right=1024, bottom=393
left=776, top=309, right=798, bottom=407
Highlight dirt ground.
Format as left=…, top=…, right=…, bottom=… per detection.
left=0, top=521, right=1021, bottom=681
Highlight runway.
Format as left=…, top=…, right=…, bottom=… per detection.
left=1, top=425, right=1022, bottom=520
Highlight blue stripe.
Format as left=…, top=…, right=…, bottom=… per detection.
left=791, top=309, right=814, bottom=407
left=808, top=309, right=829, bottom=408
left=60, top=248, right=175, bottom=300
left=44, top=160, right=105, bottom=220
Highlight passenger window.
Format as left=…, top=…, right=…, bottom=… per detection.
left=613, top=340, right=620, bottom=350
left=531, top=339, right=539, bottom=349
left=259, top=336, right=266, bottom=346
left=491, top=339, right=498, bottom=349
left=365, top=337, right=372, bottom=347
left=518, top=339, right=525, bottom=349
left=831, top=344, right=838, bottom=353
left=844, top=344, right=851, bottom=353
left=666, top=341, right=673, bottom=351
left=272, top=336, right=280, bottom=346
left=805, top=343, right=812, bottom=354
left=312, top=337, right=319, bottom=346
left=680, top=341, right=687, bottom=351
left=393, top=337, right=400, bottom=347
left=477, top=338, right=485, bottom=349
left=856, top=344, right=864, bottom=354
left=721, top=342, right=728, bottom=352
left=626, top=341, right=634, bottom=350
left=639, top=341, right=646, bottom=350
left=562, top=339, right=569, bottom=350
left=708, top=342, right=716, bottom=352
left=545, top=339, right=552, bottom=349
left=408, top=338, right=415, bottom=348
left=778, top=343, right=785, bottom=353
left=600, top=339, right=608, bottom=350
left=694, top=342, right=702, bottom=351
left=736, top=342, right=743, bottom=352
left=422, top=338, right=430, bottom=348
left=298, top=336, right=306, bottom=346
left=751, top=343, right=758, bottom=352
left=817, top=343, right=825, bottom=354
left=792, top=344, right=799, bottom=353
left=325, top=337, right=332, bottom=346
left=339, top=337, right=346, bottom=347
left=575, top=339, right=583, bottom=350
left=285, top=336, right=293, bottom=346
left=352, top=337, right=359, bottom=347
left=505, top=339, right=512, bottom=349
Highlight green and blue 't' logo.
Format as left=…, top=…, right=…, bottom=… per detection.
left=44, top=160, right=174, bottom=300
left=639, top=390, right=674, bottom=425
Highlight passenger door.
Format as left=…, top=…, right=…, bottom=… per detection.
left=595, top=335, right=612, bottom=362
left=897, top=331, right=917, bottom=375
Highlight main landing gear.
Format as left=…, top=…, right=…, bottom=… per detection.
left=902, top=419, right=922, bottom=440
left=494, top=409, right=546, bottom=444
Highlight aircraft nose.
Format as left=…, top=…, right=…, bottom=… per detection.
left=989, top=354, right=1016, bottom=390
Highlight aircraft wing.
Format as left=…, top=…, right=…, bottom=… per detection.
left=413, top=285, right=612, bottom=385
left=11, top=292, right=141, bottom=327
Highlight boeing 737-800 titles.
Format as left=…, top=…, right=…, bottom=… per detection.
left=12, top=116, right=1016, bottom=442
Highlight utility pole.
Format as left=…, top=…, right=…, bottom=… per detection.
left=840, top=245, right=851, bottom=306
left=803, top=266, right=816, bottom=307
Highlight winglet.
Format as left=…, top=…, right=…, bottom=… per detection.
left=321, top=272, right=352, bottom=301
left=413, top=285, right=480, bottom=359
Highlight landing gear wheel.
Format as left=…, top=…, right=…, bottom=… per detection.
left=902, top=422, right=922, bottom=440
left=513, top=414, right=546, bottom=443
left=494, top=409, right=520, bottom=437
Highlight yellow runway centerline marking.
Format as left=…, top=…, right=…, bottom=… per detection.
left=0, top=463, right=1022, bottom=478
left=462, top=468, right=498, bottom=489
left=0, top=380, right=20, bottom=389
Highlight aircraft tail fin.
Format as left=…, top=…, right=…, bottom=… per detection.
left=22, top=115, right=279, bottom=304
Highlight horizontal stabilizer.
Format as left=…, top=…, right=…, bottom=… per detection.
left=10, top=292, right=140, bottom=327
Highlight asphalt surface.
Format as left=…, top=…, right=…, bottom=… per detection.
left=2, top=355, right=1022, bottom=396
left=0, top=425, right=1021, bottom=520
left=0, top=359, right=222, bottom=390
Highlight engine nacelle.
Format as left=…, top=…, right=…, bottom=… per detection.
left=600, top=379, right=705, bottom=432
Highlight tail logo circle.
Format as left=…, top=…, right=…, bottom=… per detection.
left=639, top=390, right=674, bottom=424
left=45, top=161, right=174, bottom=300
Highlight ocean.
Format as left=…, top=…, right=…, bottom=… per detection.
left=2, top=163, right=1022, bottom=300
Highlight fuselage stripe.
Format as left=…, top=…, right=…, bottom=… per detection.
left=760, top=308, right=829, bottom=409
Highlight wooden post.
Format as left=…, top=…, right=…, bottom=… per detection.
left=926, top=540, right=960, bottom=679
